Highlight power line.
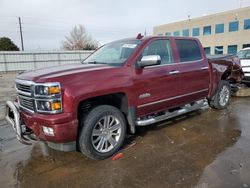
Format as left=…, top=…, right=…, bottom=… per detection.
left=0, top=17, right=151, bottom=34
left=0, top=30, right=19, bottom=32
left=0, top=16, right=152, bottom=50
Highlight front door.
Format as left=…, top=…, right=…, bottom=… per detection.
left=132, top=39, right=181, bottom=117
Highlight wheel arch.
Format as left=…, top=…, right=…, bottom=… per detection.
left=76, top=92, right=136, bottom=134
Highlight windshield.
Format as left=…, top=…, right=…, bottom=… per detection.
left=83, top=40, right=141, bottom=66
left=237, top=49, right=250, bottom=59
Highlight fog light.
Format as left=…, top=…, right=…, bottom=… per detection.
left=42, top=126, right=54, bottom=136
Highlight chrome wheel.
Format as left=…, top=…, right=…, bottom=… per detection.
left=219, top=85, right=230, bottom=107
left=91, top=115, right=121, bottom=153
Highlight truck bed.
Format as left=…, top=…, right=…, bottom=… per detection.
left=207, top=54, right=243, bottom=83
left=207, top=54, right=235, bottom=61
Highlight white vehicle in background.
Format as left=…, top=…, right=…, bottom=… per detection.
left=237, top=48, right=250, bottom=86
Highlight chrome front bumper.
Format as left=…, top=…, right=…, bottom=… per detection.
left=5, top=101, right=36, bottom=145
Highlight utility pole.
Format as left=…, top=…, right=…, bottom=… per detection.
left=18, top=17, right=24, bottom=51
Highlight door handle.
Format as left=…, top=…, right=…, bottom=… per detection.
left=201, top=66, right=209, bottom=70
left=169, top=70, right=180, bottom=75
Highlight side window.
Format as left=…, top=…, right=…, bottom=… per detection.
left=141, top=40, right=173, bottom=64
left=176, top=39, right=202, bottom=62
left=237, top=50, right=250, bottom=59
left=247, top=50, right=250, bottom=59
left=246, top=50, right=250, bottom=59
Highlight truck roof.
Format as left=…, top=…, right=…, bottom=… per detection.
left=115, top=35, right=199, bottom=43
left=241, top=47, right=250, bottom=51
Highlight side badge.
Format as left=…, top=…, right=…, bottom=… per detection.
left=139, top=93, right=151, bottom=99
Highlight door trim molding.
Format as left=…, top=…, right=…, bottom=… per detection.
left=137, top=88, right=208, bottom=108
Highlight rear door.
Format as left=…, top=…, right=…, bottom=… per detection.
left=173, top=39, right=210, bottom=104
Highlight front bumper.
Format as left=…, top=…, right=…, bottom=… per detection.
left=5, top=101, right=36, bottom=145
left=5, top=101, right=78, bottom=151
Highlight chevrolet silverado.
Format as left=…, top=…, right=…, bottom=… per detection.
left=6, top=35, right=243, bottom=159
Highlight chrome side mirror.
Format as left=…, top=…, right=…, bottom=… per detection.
left=138, top=55, right=161, bottom=67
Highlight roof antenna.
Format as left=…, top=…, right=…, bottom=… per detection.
left=136, top=33, right=144, bottom=39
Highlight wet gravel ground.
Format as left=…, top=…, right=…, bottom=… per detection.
left=0, top=72, right=250, bottom=188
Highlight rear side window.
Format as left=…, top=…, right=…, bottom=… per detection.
left=176, top=39, right=202, bottom=62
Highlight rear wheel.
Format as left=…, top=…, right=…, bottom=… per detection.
left=208, top=80, right=231, bottom=109
left=79, top=105, right=126, bottom=160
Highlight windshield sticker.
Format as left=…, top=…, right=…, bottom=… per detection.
left=122, top=44, right=137, bottom=48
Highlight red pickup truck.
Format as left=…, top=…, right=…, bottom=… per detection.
left=6, top=35, right=243, bottom=160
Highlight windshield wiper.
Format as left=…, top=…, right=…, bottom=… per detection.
left=84, top=61, right=107, bottom=64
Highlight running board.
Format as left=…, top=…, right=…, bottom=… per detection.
left=136, top=99, right=208, bottom=126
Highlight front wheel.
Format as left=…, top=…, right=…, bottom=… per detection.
left=208, top=80, right=231, bottom=109
left=78, top=105, right=126, bottom=160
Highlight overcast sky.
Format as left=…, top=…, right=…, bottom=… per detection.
left=0, top=0, right=250, bottom=51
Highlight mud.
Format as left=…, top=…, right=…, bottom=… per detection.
left=0, top=73, right=250, bottom=188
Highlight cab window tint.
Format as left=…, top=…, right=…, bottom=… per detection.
left=141, top=40, right=173, bottom=64
left=176, top=39, right=202, bottom=62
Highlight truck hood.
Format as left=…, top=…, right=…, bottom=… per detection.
left=16, top=63, right=114, bottom=82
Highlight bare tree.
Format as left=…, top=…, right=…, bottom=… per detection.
left=62, top=25, right=98, bottom=50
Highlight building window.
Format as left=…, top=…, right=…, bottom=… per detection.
left=192, top=27, right=200, bottom=37
left=203, top=26, right=211, bottom=35
left=176, top=39, right=202, bottom=62
left=204, top=47, right=211, bottom=55
left=243, top=44, right=250, bottom=49
left=215, top=46, right=223, bottom=54
left=228, top=45, right=237, bottom=55
left=165, top=32, right=171, bottom=36
left=244, top=19, right=250, bottom=30
left=173, top=31, right=180, bottom=36
left=182, top=29, right=189, bottom=37
left=229, top=21, right=239, bottom=32
left=157, top=33, right=163, bottom=36
left=215, top=23, right=224, bottom=34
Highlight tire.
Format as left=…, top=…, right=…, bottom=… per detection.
left=208, top=80, right=231, bottom=109
left=78, top=105, right=126, bottom=160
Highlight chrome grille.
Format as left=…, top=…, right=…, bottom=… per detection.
left=15, top=80, right=34, bottom=112
left=18, top=96, right=34, bottom=111
left=16, top=83, right=31, bottom=93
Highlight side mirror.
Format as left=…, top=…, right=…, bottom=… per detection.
left=138, top=55, right=161, bottom=68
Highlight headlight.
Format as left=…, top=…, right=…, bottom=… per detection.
left=35, top=84, right=61, bottom=96
left=36, top=100, right=62, bottom=112
left=34, top=82, right=62, bottom=114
